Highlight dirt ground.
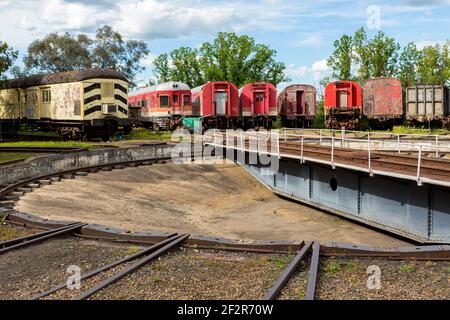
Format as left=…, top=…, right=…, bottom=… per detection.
left=15, top=163, right=410, bottom=247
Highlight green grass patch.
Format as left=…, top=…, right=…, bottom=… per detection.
left=18, top=130, right=59, bottom=138
left=0, top=152, right=34, bottom=164
left=0, top=225, right=22, bottom=241
left=399, top=262, right=417, bottom=273
left=0, top=141, right=93, bottom=149
left=389, top=126, right=447, bottom=135
left=269, top=256, right=292, bottom=269
left=123, top=128, right=172, bottom=141
left=125, top=246, right=142, bottom=256
left=324, top=261, right=342, bottom=276
left=343, top=261, right=359, bottom=272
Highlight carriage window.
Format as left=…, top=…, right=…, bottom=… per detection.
left=42, top=90, right=51, bottom=103
left=101, top=83, right=114, bottom=98
left=146, top=99, right=149, bottom=107
left=74, top=100, right=81, bottom=116
left=137, top=100, right=141, bottom=107
left=173, top=95, right=179, bottom=104
left=183, top=95, right=190, bottom=106
left=159, top=95, right=170, bottom=107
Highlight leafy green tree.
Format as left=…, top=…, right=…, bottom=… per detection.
left=91, top=26, right=149, bottom=85
left=327, top=34, right=354, bottom=80
left=417, top=42, right=449, bottom=85
left=170, top=47, right=204, bottom=87
left=153, top=53, right=171, bottom=83
left=352, top=27, right=399, bottom=82
left=398, top=42, right=421, bottom=87
left=0, top=41, right=18, bottom=79
left=23, top=25, right=149, bottom=86
left=152, top=32, right=288, bottom=87
left=24, top=32, right=92, bottom=73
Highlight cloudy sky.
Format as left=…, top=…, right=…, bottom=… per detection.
left=0, top=0, right=449, bottom=87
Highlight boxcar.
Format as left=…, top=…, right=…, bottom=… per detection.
left=239, top=82, right=277, bottom=128
left=188, top=81, right=239, bottom=130
left=363, top=77, right=403, bottom=128
left=406, top=85, right=450, bottom=128
left=324, top=80, right=362, bottom=129
left=278, top=84, right=317, bottom=128
left=128, top=82, right=191, bottom=130
left=0, top=68, right=130, bottom=139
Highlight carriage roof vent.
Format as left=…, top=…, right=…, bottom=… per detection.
left=91, top=63, right=100, bottom=69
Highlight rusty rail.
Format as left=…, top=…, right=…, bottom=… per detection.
left=264, top=241, right=312, bottom=300
left=305, top=241, right=320, bottom=300
left=31, top=234, right=185, bottom=300
left=75, top=234, right=190, bottom=300
left=0, top=222, right=86, bottom=255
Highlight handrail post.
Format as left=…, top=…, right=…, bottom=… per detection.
left=331, top=136, right=335, bottom=169
left=435, top=135, right=439, bottom=158
left=319, top=129, right=323, bottom=145
left=300, top=135, right=304, bottom=164
left=397, top=134, right=401, bottom=154
left=368, top=133, right=373, bottom=176
left=341, top=126, right=345, bottom=148
left=417, top=144, right=422, bottom=186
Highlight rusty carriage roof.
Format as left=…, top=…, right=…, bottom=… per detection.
left=0, top=68, right=128, bottom=90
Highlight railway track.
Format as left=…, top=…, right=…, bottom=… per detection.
left=0, top=157, right=171, bottom=207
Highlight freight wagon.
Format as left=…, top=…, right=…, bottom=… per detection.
left=363, top=77, right=403, bottom=129
left=128, top=82, right=191, bottom=130
left=406, top=85, right=450, bottom=128
left=185, top=81, right=239, bottom=130
left=324, top=80, right=362, bottom=129
left=278, top=84, right=317, bottom=128
left=0, top=68, right=130, bottom=140
left=239, top=82, right=277, bottom=128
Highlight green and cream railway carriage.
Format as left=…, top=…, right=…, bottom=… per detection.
left=0, top=68, right=131, bottom=139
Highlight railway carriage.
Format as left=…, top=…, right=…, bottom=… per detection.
left=185, top=81, right=239, bottom=131
left=363, top=77, right=403, bottom=129
left=406, top=85, right=450, bottom=128
left=0, top=68, right=130, bottom=139
left=128, top=82, right=191, bottom=130
left=278, top=84, right=317, bottom=128
left=324, top=80, right=363, bottom=129
left=239, top=82, right=277, bottom=128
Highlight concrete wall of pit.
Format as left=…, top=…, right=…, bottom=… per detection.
left=0, top=144, right=174, bottom=185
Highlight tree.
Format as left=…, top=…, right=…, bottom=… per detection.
left=90, top=26, right=149, bottom=85
left=170, top=47, right=204, bottom=88
left=24, top=32, right=92, bottom=73
left=23, top=26, right=149, bottom=86
left=398, top=42, right=421, bottom=87
left=416, top=42, right=449, bottom=85
left=0, top=40, right=18, bottom=80
left=152, top=32, right=289, bottom=87
left=327, top=34, right=354, bottom=80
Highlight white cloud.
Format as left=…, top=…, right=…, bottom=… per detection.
left=311, top=59, right=330, bottom=80
left=115, top=0, right=243, bottom=39
left=285, top=58, right=330, bottom=83
left=42, top=0, right=111, bottom=30
left=292, top=35, right=322, bottom=47
left=416, top=40, right=446, bottom=49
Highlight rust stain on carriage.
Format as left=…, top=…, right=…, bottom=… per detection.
left=363, top=77, right=403, bottom=120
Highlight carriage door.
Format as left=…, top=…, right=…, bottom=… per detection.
left=296, top=91, right=304, bottom=114
left=254, top=92, right=264, bottom=114
left=40, top=88, right=52, bottom=119
left=337, top=90, right=348, bottom=110
left=215, top=91, right=227, bottom=115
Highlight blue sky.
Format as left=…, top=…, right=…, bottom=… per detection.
left=0, top=0, right=449, bottom=88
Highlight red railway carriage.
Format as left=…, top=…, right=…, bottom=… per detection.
left=239, top=82, right=277, bottom=128
left=128, top=82, right=191, bottom=129
left=190, top=81, right=239, bottom=129
left=278, top=84, right=317, bottom=128
left=363, top=77, right=403, bottom=127
left=239, top=82, right=277, bottom=116
left=324, top=80, right=363, bottom=129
